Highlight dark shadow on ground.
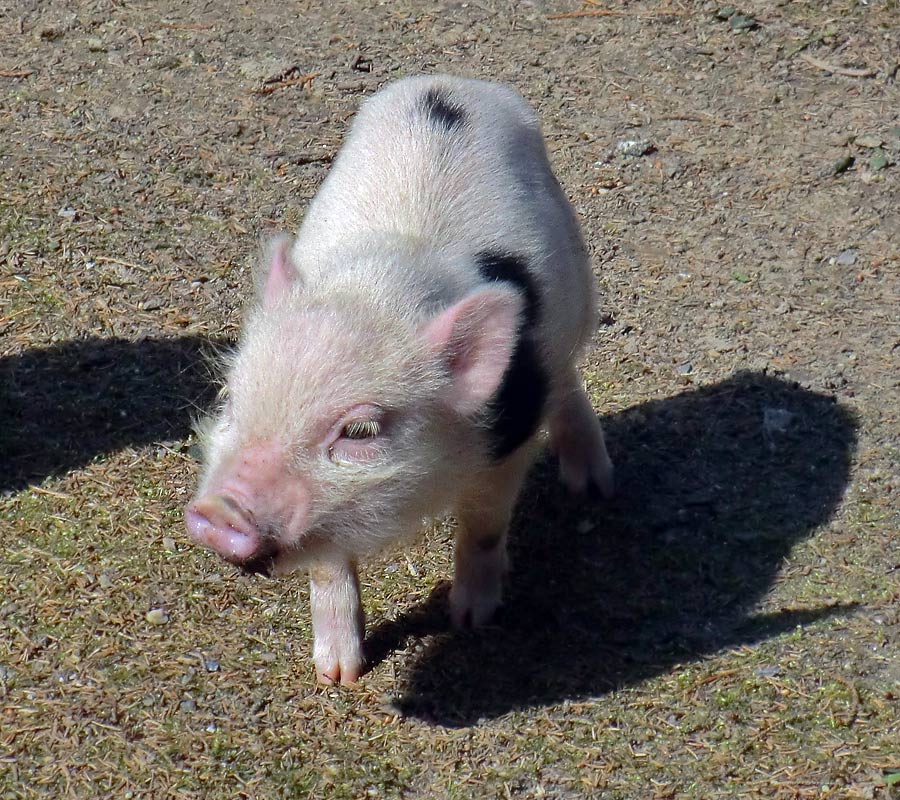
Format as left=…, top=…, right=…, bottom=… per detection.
left=366, top=372, right=858, bottom=726
left=0, top=336, right=225, bottom=493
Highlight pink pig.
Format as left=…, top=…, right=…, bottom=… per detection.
left=185, top=75, right=613, bottom=685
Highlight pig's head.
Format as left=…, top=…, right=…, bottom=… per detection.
left=186, top=237, right=524, bottom=575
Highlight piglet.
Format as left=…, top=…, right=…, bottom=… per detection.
left=185, top=75, right=613, bottom=685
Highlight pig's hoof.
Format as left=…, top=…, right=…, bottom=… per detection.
left=313, top=637, right=365, bottom=686
left=558, top=446, right=614, bottom=499
left=315, top=656, right=364, bottom=686
left=449, top=581, right=502, bottom=630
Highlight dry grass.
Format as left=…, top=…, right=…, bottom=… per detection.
left=2, top=0, right=898, bottom=797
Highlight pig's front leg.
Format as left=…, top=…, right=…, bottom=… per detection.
left=450, top=446, right=537, bottom=629
left=549, top=368, right=614, bottom=498
left=309, top=558, right=365, bottom=685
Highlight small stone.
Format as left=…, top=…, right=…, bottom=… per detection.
left=715, top=7, right=736, bottom=20
left=258, top=652, right=277, bottom=664
left=676, top=362, right=693, bottom=375
left=756, top=665, right=782, bottom=678
left=57, top=206, right=77, bottom=218
left=205, top=723, right=217, bottom=733
left=869, top=149, right=889, bottom=172
left=204, top=658, right=220, bottom=673
left=835, top=249, right=857, bottom=266
left=180, top=698, right=197, bottom=713
left=145, top=608, right=169, bottom=625
left=832, top=154, right=854, bottom=175
left=616, top=139, right=654, bottom=157
left=855, top=134, right=883, bottom=149
left=155, top=55, right=181, bottom=70
left=98, top=573, right=114, bottom=589
left=87, top=37, right=106, bottom=52
left=162, top=537, right=177, bottom=552
left=729, top=13, right=758, bottom=30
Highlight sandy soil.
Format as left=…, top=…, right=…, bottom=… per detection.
left=1, top=1, right=898, bottom=798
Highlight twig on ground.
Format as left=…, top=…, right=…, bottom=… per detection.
left=253, top=71, right=319, bottom=95
left=799, top=53, right=877, bottom=78
left=0, top=69, right=33, bottom=78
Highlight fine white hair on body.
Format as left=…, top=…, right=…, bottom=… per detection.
left=189, top=75, right=613, bottom=683
left=291, top=74, right=596, bottom=381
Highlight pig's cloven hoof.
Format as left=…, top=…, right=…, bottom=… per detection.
left=449, top=580, right=503, bottom=630
left=558, top=444, right=614, bottom=499
left=313, top=634, right=365, bottom=686
left=315, top=658, right=365, bottom=686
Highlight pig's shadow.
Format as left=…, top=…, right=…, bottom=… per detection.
left=366, top=372, right=857, bottom=726
left=1, top=343, right=857, bottom=728
left=0, top=336, right=222, bottom=493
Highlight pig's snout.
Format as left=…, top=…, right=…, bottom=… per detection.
left=186, top=494, right=272, bottom=568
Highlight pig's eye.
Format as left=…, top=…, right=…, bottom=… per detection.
left=341, top=419, right=381, bottom=440
left=325, top=405, right=385, bottom=465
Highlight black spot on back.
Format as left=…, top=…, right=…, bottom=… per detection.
left=422, top=88, right=466, bottom=131
left=475, top=251, right=548, bottom=459
left=476, top=252, right=541, bottom=327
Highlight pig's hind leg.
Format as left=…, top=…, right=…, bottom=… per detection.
left=450, top=445, right=536, bottom=629
left=309, top=558, right=366, bottom=685
left=548, top=369, right=614, bottom=498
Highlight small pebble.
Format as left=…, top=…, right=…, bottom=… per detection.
left=145, top=608, right=169, bottom=625
left=835, top=249, right=857, bottom=267
left=729, top=13, right=757, bottom=30
left=855, top=134, right=883, bottom=149
left=204, top=658, right=220, bottom=672
left=98, top=573, right=114, bottom=589
left=616, top=139, right=654, bottom=158
left=258, top=652, right=277, bottom=664
left=869, top=149, right=889, bottom=172
left=832, top=154, right=854, bottom=175
left=180, top=698, right=197, bottom=713
left=162, top=537, right=178, bottom=552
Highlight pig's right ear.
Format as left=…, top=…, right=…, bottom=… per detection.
left=257, top=235, right=301, bottom=307
left=423, top=287, right=524, bottom=416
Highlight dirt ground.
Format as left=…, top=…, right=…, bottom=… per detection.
left=1, top=0, right=898, bottom=798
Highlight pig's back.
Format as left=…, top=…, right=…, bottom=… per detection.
left=294, top=75, right=595, bottom=367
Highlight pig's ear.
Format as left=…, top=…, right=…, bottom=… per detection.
left=258, top=235, right=301, bottom=306
left=423, top=287, right=524, bottom=415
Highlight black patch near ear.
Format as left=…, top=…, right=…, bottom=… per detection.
left=422, top=88, right=466, bottom=131
left=475, top=251, right=548, bottom=459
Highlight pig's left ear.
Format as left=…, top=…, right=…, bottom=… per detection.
left=257, top=235, right=301, bottom=307
left=423, top=287, right=524, bottom=415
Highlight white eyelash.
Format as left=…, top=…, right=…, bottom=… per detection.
left=342, top=419, right=381, bottom=439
